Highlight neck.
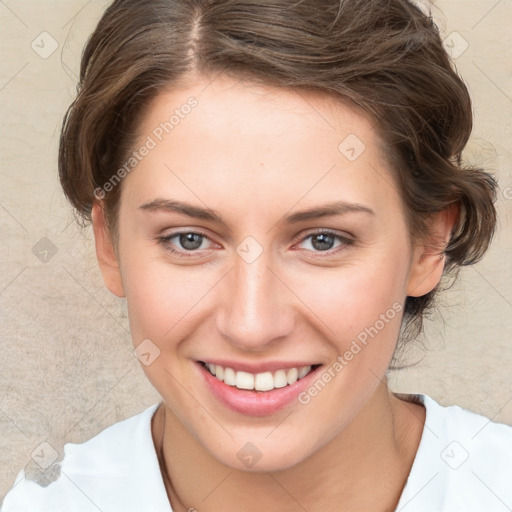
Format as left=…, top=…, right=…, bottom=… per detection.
left=152, top=381, right=425, bottom=512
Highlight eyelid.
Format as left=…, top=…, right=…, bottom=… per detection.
left=290, top=228, right=354, bottom=246
left=158, top=228, right=218, bottom=250
left=290, top=229, right=355, bottom=258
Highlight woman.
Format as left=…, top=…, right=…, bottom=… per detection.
left=3, top=0, right=511, bottom=511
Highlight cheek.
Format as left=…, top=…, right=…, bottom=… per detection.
left=120, top=246, right=209, bottom=343
left=292, top=252, right=407, bottom=346
left=126, top=276, right=208, bottom=346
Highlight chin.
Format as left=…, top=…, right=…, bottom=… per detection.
left=206, top=436, right=315, bottom=473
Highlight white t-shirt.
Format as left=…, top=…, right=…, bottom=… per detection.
left=2, top=393, right=512, bottom=512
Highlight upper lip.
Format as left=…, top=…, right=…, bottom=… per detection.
left=198, top=359, right=321, bottom=374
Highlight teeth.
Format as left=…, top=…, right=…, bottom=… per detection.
left=286, top=367, right=298, bottom=385
left=254, top=372, right=274, bottom=391
left=298, top=365, right=311, bottom=379
left=224, top=367, right=236, bottom=386
left=203, top=362, right=316, bottom=391
left=236, top=371, right=254, bottom=390
left=273, top=370, right=288, bottom=389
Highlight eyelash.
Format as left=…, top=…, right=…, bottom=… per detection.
left=157, top=229, right=355, bottom=259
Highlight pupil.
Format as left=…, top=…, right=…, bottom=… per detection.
left=180, top=233, right=202, bottom=250
left=312, top=233, right=333, bottom=251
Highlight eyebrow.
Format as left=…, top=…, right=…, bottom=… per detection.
left=139, top=198, right=375, bottom=228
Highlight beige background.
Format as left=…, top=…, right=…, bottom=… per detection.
left=1, top=0, right=511, bottom=501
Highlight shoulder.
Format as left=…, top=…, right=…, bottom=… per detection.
left=1, top=403, right=171, bottom=512
left=395, top=393, right=512, bottom=512
left=427, top=393, right=512, bottom=471
left=437, top=396, right=512, bottom=509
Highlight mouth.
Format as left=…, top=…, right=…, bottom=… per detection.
left=198, top=360, right=322, bottom=392
left=196, top=360, right=323, bottom=416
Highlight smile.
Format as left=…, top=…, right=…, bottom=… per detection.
left=200, top=361, right=319, bottom=392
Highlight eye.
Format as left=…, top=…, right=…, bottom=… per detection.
left=157, top=229, right=355, bottom=259
left=293, top=230, right=354, bottom=256
left=157, top=230, right=215, bottom=258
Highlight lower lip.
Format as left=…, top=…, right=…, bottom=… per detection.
left=196, top=362, right=322, bottom=416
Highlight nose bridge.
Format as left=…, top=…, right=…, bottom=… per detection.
left=217, top=245, right=293, bottom=350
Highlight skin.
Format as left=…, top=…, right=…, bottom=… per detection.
left=92, top=74, right=457, bottom=511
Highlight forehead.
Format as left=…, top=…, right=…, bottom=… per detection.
left=139, top=74, right=380, bottom=148
left=121, top=74, right=403, bottom=226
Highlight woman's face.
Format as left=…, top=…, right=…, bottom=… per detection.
left=95, top=74, right=442, bottom=471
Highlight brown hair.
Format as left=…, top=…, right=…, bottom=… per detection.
left=59, top=0, right=498, bottom=351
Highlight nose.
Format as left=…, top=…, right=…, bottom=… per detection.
left=216, top=246, right=295, bottom=352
